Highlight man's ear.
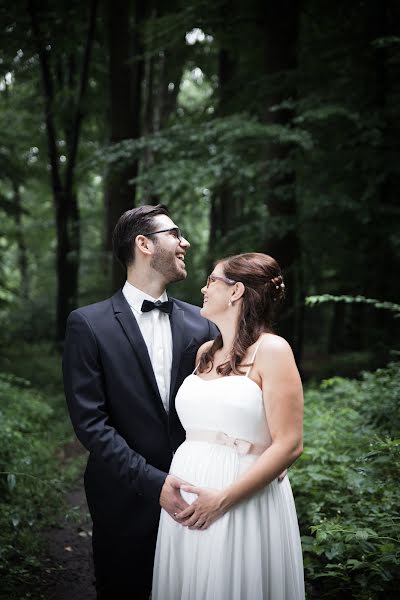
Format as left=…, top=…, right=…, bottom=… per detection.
left=135, top=235, right=152, bottom=256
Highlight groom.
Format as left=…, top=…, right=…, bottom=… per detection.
left=63, top=204, right=217, bottom=599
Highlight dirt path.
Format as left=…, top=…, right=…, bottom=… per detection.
left=41, top=443, right=96, bottom=600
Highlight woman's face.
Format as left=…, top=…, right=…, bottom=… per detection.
left=200, top=263, right=235, bottom=320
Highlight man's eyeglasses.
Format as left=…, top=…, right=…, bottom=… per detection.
left=206, top=274, right=237, bottom=288
left=146, top=227, right=184, bottom=242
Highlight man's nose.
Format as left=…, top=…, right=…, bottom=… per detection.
left=179, top=236, right=190, bottom=249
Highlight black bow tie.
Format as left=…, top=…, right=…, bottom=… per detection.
left=141, top=299, right=173, bottom=315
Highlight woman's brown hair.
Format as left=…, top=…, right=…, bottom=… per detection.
left=198, top=252, right=285, bottom=376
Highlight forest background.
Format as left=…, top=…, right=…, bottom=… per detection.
left=0, top=1, right=399, bottom=599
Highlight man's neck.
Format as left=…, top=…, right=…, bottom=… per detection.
left=126, top=270, right=166, bottom=299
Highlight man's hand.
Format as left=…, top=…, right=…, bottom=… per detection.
left=159, top=475, right=189, bottom=520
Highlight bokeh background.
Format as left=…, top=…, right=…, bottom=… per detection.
left=0, top=1, right=399, bottom=598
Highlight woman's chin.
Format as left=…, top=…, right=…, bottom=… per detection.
left=200, top=305, right=207, bottom=317
left=200, top=304, right=213, bottom=319
left=200, top=305, right=217, bottom=324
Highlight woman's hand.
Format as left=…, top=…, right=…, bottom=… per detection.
left=176, top=485, right=228, bottom=530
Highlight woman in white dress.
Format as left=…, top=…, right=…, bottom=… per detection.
left=152, top=252, right=305, bottom=600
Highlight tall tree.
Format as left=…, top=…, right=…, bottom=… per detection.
left=259, top=0, right=303, bottom=359
left=104, top=0, right=147, bottom=292
left=208, top=6, right=242, bottom=269
left=27, top=0, right=98, bottom=340
left=361, top=0, right=400, bottom=354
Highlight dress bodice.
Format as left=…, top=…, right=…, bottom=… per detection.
left=175, top=374, right=272, bottom=447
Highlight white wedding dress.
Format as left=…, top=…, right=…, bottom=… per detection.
left=152, top=344, right=305, bottom=600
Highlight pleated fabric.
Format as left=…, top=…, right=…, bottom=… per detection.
left=152, top=375, right=305, bottom=600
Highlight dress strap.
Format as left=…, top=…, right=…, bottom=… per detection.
left=245, top=336, right=265, bottom=377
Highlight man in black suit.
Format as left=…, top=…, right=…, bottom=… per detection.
left=63, top=204, right=217, bottom=599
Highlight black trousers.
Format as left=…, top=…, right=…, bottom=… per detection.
left=92, top=524, right=158, bottom=600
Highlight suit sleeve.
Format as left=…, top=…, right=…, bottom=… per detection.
left=62, top=310, right=167, bottom=501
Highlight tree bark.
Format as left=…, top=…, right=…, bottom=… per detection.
left=208, top=14, right=242, bottom=271
left=13, top=183, right=29, bottom=300
left=104, top=0, right=147, bottom=292
left=141, top=4, right=160, bottom=205
left=259, top=1, right=303, bottom=362
left=28, top=0, right=98, bottom=341
left=159, top=45, right=184, bottom=128
left=363, top=0, right=400, bottom=358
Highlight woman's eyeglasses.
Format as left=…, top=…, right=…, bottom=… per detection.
left=206, top=274, right=237, bottom=288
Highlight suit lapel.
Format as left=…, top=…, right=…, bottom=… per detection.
left=111, top=291, right=166, bottom=421
left=169, top=301, right=186, bottom=404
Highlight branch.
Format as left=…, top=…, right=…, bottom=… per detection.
left=65, top=0, right=99, bottom=195
left=27, top=0, right=63, bottom=199
left=306, top=294, right=400, bottom=314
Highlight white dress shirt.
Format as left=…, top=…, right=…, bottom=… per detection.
left=122, top=281, right=173, bottom=413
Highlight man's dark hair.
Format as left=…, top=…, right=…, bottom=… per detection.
left=112, top=204, right=170, bottom=268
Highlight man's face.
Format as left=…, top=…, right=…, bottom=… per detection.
left=148, top=215, right=190, bottom=284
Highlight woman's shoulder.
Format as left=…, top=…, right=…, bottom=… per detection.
left=196, top=339, right=214, bottom=360
left=255, top=333, right=294, bottom=360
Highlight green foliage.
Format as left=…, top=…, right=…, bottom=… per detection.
left=356, top=363, right=400, bottom=437
left=0, top=374, right=57, bottom=591
left=98, top=112, right=312, bottom=196
left=291, top=364, right=400, bottom=599
left=306, top=294, right=400, bottom=316
left=0, top=343, right=79, bottom=596
left=0, top=2, right=398, bottom=597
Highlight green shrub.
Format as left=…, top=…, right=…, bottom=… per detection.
left=0, top=373, right=64, bottom=596
left=291, top=364, right=400, bottom=599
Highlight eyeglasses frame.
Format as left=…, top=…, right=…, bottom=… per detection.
left=145, top=227, right=184, bottom=242
left=206, top=274, right=237, bottom=288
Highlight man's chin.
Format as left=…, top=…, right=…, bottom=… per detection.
left=177, top=263, right=187, bottom=278
left=169, top=270, right=187, bottom=284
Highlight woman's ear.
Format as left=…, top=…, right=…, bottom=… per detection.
left=231, top=281, right=245, bottom=302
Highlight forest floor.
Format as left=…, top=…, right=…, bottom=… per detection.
left=40, top=439, right=95, bottom=600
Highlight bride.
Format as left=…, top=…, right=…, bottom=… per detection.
left=152, top=252, right=305, bottom=600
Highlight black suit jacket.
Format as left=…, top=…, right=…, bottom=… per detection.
left=62, top=289, right=216, bottom=537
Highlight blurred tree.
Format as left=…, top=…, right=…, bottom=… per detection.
left=0, top=0, right=398, bottom=369
left=104, top=0, right=147, bottom=292
left=297, top=0, right=400, bottom=365
left=258, top=0, right=302, bottom=358
left=208, top=0, right=242, bottom=272
left=27, top=0, right=98, bottom=339
left=361, top=0, right=400, bottom=354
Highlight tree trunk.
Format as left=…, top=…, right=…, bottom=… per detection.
left=104, top=0, right=147, bottom=292
left=28, top=0, right=98, bottom=340
left=259, top=1, right=303, bottom=362
left=55, top=190, right=80, bottom=340
left=141, top=5, right=160, bottom=205
left=13, top=183, right=29, bottom=300
left=208, top=33, right=242, bottom=270
left=159, top=45, right=184, bottom=128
